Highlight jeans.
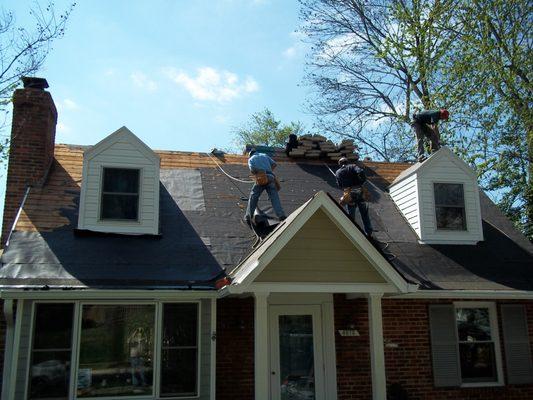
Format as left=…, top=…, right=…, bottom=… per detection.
left=246, top=176, right=286, bottom=220
left=130, top=356, right=146, bottom=386
left=412, top=121, right=440, bottom=159
left=347, top=200, right=373, bottom=235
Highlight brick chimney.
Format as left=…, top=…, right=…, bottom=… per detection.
left=1, top=77, right=57, bottom=245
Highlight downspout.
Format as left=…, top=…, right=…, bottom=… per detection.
left=210, top=298, right=217, bottom=400
left=1, top=299, right=14, bottom=400
left=5, top=186, right=31, bottom=248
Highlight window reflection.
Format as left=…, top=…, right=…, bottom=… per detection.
left=279, top=315, right=315, bottom=400
left=77, top=305, right=155, bottom=398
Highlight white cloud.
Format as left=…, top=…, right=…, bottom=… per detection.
left=63, top=99, right=79, bottom=110
left=130, top=71, right=158, bottom=91
left=320, top=33, right=360, bottom=60
left=214, top=114, right=230, bottom=124
left=57, top=122, right=71, bottom=134
left=164, top=67, right=259, bottom=103
left=283, top=46, right=296, bottom=58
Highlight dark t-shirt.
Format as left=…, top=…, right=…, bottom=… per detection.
left=413, top=110, right=441, bottom=124
left=335, top=165, right=366, bottom=189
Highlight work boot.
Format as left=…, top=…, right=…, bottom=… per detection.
left=418, top=155, right=427, bottom=163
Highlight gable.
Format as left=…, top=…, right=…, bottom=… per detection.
left=255, top=209, right=386, bottom=283
left=229, top=191, right=412, bottom=293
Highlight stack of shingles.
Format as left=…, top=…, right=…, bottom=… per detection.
left=288, top=135, right=358, bottom=161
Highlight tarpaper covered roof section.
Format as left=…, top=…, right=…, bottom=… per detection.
left=0, top=144, right=532, bottom=291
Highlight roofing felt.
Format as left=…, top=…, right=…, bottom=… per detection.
left=0, top=144, right=532, bottom=290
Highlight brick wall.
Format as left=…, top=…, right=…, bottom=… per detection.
left=215, top=296, right=533, bottom=399
left=1, top=87, right=57, bottom=245
left=380, top=298, right=533, bottom=400
left=216, top=297, right=254, bottom=400
left=334, top=294, right=372, bottom=399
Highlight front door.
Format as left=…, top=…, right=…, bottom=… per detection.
left=269, top=305, right=325, bottom=400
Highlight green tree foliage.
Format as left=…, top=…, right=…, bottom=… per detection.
left=0, top=1, right=75, bottom=162
left=300, top=0, right=532, bottom=239
left=445, top=0, right=532, bottom=238
left=233, top=108, right=305, bottom=148
left=299, top=0, right=459, bottom=161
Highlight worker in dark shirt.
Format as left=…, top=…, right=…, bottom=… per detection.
left=412, top=109, right=449, bottom=162
left=335, top=157, right=373, bottom=237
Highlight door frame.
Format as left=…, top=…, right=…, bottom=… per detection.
left=269, top=304, right=326, bottom=400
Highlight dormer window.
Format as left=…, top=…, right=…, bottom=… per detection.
left=78, top=127, right=160, bottom=235
left=101, top=168, right=140, bottom=221
left=389, top=147, right=483, bottom=245
left=434, top=183, right=466, bottom=231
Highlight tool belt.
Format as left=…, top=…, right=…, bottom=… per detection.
left=252, top=171, right=269, bottom=186
left=340, top=187, right=365, bottom=206
left=251, top=172, right=282, bottom=191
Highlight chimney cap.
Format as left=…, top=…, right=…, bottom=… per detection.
left=21, top=77, right=49, bottom=90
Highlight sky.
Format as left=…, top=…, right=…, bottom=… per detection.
left=0, top=0, right=314, bottom=229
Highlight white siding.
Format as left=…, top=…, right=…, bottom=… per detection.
left=418, top=163, right=483, bottom=244
left=78, top=127, right=160, bottom=235
left=389, top=173, right=421, bottom=237
left=389, top=148, right=484, bottom=244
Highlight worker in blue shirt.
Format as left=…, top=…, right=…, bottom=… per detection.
left=335, top=157, right=373, bottom=237
left=245, top=150, right=286, bottom=224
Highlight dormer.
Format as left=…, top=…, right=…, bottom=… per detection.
left=77, top=127, right=160, bottom=235
left=389, top=147, right=483, bottom=245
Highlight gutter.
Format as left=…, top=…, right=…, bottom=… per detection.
left=391, top=289, right=533, bottom=300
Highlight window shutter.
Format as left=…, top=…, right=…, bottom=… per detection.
left=501, top=305, right=533, bottom=384
left=429, top=304, right=461, bottom=387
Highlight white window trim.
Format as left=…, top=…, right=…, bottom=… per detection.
left=453, top=301, right=504, bottom=387
left=432, top=181, right=468, bottom=233
left=26, top=300, right=202, bottom=400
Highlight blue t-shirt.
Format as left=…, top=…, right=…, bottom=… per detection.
left=248, top=153, right=276, bottom=175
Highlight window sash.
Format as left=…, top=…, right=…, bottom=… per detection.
left=434, top=183, right=467, bottom=230
left=100, top=168, right=141, bottom=221
left=454, top=303, right=503, bottom=386
left=28, top=301, right=202, bottom=400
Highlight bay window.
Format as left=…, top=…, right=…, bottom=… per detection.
left=29, top=302, right=200, bottom=399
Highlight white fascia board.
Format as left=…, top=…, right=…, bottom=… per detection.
left=390, top=289, right=533, bottom=299
left=232, top=191, right=413, bottom=294
left=418, top=239, right=480, bottom=245
left=0, top=289, right=218, bottom=300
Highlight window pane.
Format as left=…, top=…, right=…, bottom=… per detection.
left=77, top=305, right=155, bottom=398
left=459, top=343, right=497, bottom=382
left=160, top=303, right=198, bottom=397
left=279, top=315, right=315, bottom=400
left=103, top=169, right=139, bottom=193
left=456, top=308, right=492, bottom=341
left=436, top=206, right=466, bottom=230
left=160, top=349, right=198, bottom=397
left=162, top=303, right=198, bottom=347
left=33, top=303, right=74, bottom=350
left=101, top=194, right=139, bottom=220
left=434, top=183, right=464, bottom=206
left=29, top=303, right=74, bottom=400
left=30, top=351, right=71, bottom=399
